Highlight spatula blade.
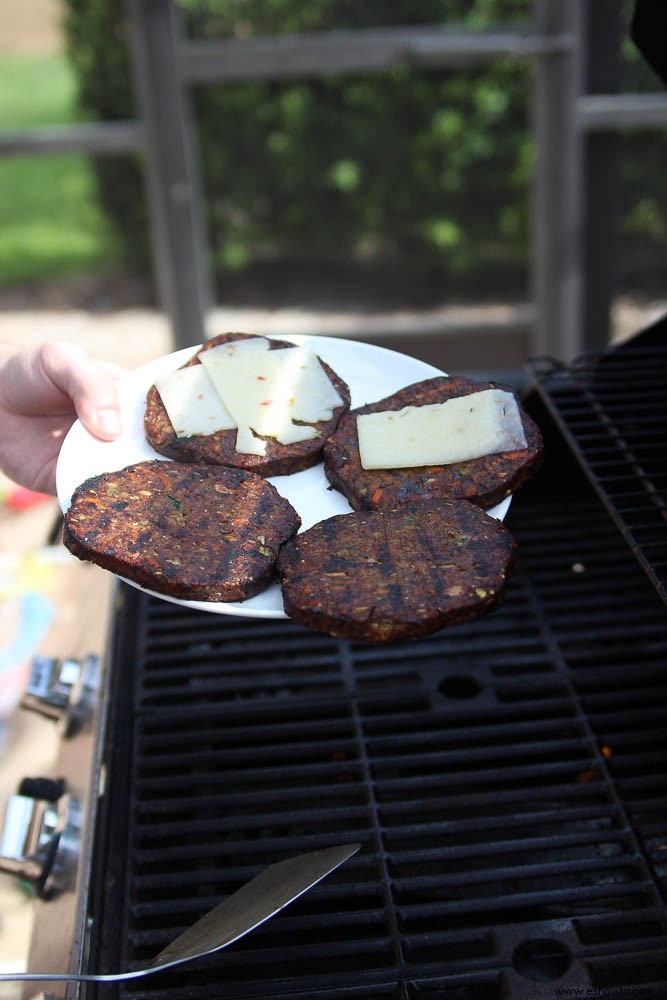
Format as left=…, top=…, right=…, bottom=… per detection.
left=150, top=842, right=361, bottom=972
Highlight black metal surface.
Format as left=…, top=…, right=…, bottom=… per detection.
left=527, top=342, right=667, bottom=604
left=84, top=413, right=667, bottom=1000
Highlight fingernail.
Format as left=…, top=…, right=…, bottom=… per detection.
left=96, top=408, right=122, bottom=436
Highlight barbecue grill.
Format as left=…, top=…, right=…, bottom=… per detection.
left=8, top=329, right=667, bottom=1000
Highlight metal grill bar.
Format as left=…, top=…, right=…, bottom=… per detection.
left=527, top=345, right=667, bottom=604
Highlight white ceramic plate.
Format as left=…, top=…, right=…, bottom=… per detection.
left=56, top=335, right=511, bottom=619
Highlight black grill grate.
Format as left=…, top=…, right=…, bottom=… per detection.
left=85, top=374, right=667, bottom=1000
left=526, top=344, right=667, bottom=604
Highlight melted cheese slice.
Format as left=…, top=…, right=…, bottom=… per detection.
left=199, top=339, right=343, bottom=454
left=356, top=388, right=528, bottom=470
left=154, top=364, right=235, bottom=437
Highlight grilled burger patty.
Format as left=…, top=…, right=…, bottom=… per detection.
left=144, top=332, right=351, bottom=478
left=277, top=500, right=516, bottom=643
left=63, top=460, right=300, bottom=602
left=323, top=375, right=543, bottom=511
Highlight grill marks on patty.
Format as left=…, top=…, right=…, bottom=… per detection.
left=323, top=375, right=544, bottom=511
left=144, top=332, right=351, bottom=477
left=63, top=460, right=300, bottom=602
left=277, top=500, right=516, bottom=643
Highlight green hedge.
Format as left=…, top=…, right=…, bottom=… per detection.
left=62, top=0, right=667, bottom=300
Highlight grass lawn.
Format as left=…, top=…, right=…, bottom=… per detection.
left=0, top=52, right=122, bottom=287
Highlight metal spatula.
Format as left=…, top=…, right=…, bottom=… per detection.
left=0, top=842, right=360, bottom=984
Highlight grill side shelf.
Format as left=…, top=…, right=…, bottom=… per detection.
left=526, top=347, right=667, bottom=606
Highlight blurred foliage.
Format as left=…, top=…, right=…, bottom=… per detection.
left=195, top=59, right=532, bottom=295
left=181, top=0, right=529, bottom=38
left=60, top=0, right=667, bottom=301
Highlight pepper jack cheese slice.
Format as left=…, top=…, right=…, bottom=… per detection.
left=155, top=338, right=344, bottom=456
left=199, top=339, right=344, bottom=455
left=356, top=388, right=528, bottom=470
left=154, top=364, right=236, bottom=437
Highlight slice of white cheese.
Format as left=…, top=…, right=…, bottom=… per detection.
left=199, top=340, right=343, bottom=453
left=356, top=388, right=528, bottom=470
left=154, top=364, right=236, bottom=438
left=235, top=422, right=268, bottom=456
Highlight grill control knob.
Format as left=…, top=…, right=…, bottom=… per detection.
left=21, top=653, right=100, bottom=737
left=0, top=782, right=81, bottom=898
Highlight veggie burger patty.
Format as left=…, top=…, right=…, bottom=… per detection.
left=63, top=459, right=300, bottom=602
left=323, top=375, right=543, bottom=511
left=277, top=499, right=516, bottom=643
left=144, top=332, right=351, bottom=478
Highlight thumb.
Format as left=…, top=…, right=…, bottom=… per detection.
left=72, top=366, right=124, bottom=441
left=42, top=342, right=126, bottom=440
left=83, top=399, right=123, bottom=440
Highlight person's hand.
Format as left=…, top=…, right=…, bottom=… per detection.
left=0, top=341, right=126, bottom=496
